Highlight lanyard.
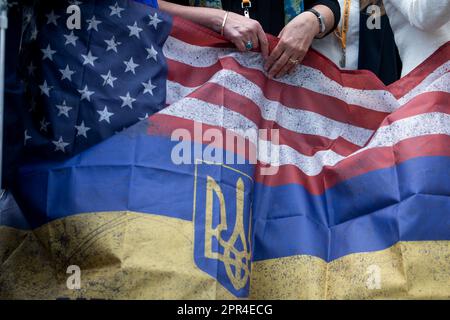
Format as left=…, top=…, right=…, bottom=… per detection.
left=241, top=0, right=252, bottom=18
left=334, top=0, right=351, bottom=68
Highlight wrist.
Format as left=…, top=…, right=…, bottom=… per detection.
left=304, top=11, right=322, bottom=37
left=294, top=11, right=321, bottom=38
left=208, top=9, right=227, bottom=33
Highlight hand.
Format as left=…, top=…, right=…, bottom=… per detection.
left=264, top=12, right=320, bottom=78
left=222, top=12, right=269, bottom=59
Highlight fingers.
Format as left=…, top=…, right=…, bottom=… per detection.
left=267, top=42, right=308, bottom=78
left=223, top=14, right=267, bottom=56
left=277, top=48, right=308, bottom=78
left=269, top=50, right=291, bottom=78
left=286, top=61, right=298, bottom=75
left=250, top=32, right=259, bottom=51
left=232, top=38, right=247, bottom=52
left=286, top=51, right=307, bottom=75
left=256, top=25, right=269, bottom=59
left=264, top=42, right=284, bottom=75
left=276, top=57, right=298, bottom=78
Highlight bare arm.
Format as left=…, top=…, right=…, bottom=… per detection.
left=306, top=4, right=336, bottom=38
left=265, top=4, right=336, bottom=78
left=159, top=0, right=226, bottom=33
left=158, top=0, right=269, bottom=57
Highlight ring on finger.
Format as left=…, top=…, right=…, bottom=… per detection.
left=288, top=58, right=299, bottom=65
left=245, top=40, right=253, bottom=51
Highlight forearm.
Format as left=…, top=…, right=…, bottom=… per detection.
left=158, top=0, right=225, bottom=32
left=305, top=0, right=340, bottom=35
left=310, top=4, right=336, bottom=37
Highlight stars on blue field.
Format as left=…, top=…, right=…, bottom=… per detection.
left=19, top=0, right=170, bottom=158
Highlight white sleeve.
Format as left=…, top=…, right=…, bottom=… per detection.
left=389, top=0, right=450, bottom=31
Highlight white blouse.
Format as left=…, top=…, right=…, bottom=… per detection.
left=312, top=0, right=361, bottom=70
left=384, top=0, right=450, bottom=76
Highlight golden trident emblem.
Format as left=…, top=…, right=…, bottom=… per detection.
left=204, top=176, right=252, bottom=290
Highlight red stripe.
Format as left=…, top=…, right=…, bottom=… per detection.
left=388, top=43, right=450, bottom=99
left=186, top=82, right=361, bottom=156
left=167, top=62, right=449, bottom=154
left=167, top=58, right=389, bottom=130
left=380, top=91, right=450, bottom=126
left=171, top=17, right=449, bottom=96
left=255, top=134, right=450, bottom=194
left=152, top=91, right=449, bottom=160
left=148, top=112, right=450, bottom=193
left=304, top=42, right=450, bottom=97
left=148, top=114, right=258, bottom=161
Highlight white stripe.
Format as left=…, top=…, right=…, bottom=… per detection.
left=356, top=112, right=450, bottom=152
left=161, top=97, right=346, bottom=176
left=398, top=67, right=450, bottom=105
left=167, top=70, right=373, bottom=147
left=161, top=98, right=450, bottom=176
left=164, top=36, right=450, bottom=113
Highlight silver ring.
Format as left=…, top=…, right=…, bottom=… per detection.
left=245, top=40, right=253, bottom=50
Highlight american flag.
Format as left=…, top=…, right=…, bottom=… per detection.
left=158, top=18, right=450, bottom=194
left=18, top=0, right=167, bottom=159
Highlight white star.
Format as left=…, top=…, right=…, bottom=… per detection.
left=40, top=118, right=50, bottom=132
left=23, top=9, right=33, bottom=24
left=127, top=22, right=143, bottom=39
left=97, top=106, right=114, bottom=123
left=27, top=62, right=37, bottom=76
left=81, top=51, right=98, bottom=66
left=142, top=79, right=156, bottom=95
left=52, top=136, right=70, bottom=153
left=87, top=16, right=102, bottom=31
left=41, top=45, right=56, bottom=61
left=119, top=92, right=136, bottom=109
left=59, top=65, right=76, bottom=81
left=75, top=121, right=91, bottom=138
left=139, top=113, right=150, bottom=121
left=24, top=130, right=32, bottom=145
left=109, top=2, right=125, bottom=18
left=146, top=46, right=158, bottom=61
left=46, top=11, right=60, bottom=26
left=101, top=70, right=117, bottom=88
left=148, top=12, right=162, bottom=29
left=105, top=36, right=121, bottom=53
left=64, top=31, right=79, bottom=46
left=39, top=80, right=53, bottom=96
left=30, top=26, right=39, bottom=40
left=124, top=57, right=139, bottom=74
left=56, top=100, right=73, bottom=118
left=78, top=85, right=95, bottom=101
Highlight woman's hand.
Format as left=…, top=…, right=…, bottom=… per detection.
left=158, top=1, right=269, bottom=58
left=222, top=12, right=269, bottom=59
left=264, top=12, right=320, bottom=78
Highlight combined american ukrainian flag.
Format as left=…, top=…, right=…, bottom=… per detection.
left=1, top=0, right=449, bottom=299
